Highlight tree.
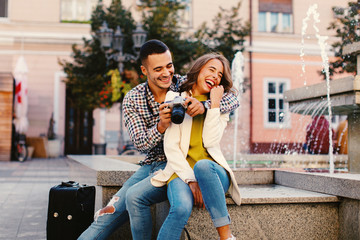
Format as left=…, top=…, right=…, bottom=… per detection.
left=139, top=0, right=199, bottom=74
left=59, top=0, right=136, bottom=110
left=60, top=0, right=251, bottom=109
left=194, top=1, right=251, bottom=64
left=326, top=1, right=360, bottom=77
left=60, top=37, right=108, bottom=110
left=139, top=0, right=250, bottom=74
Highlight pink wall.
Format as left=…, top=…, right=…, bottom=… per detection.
left=251, top=53, right=327, bottom=144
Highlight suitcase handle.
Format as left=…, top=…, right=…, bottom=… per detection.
left=61, top=181, right=80, bottom=187
left=61, top=181, right=89, bottom=187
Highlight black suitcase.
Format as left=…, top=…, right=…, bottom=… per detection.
left=47, top=181, right=95, bottom=240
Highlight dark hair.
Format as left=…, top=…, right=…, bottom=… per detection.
left=139, top=39, right=169, bottom=64
left=180, top=53, right=234, bottom=94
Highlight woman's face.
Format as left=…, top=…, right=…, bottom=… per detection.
left=192, top=59, right=224, bottom=96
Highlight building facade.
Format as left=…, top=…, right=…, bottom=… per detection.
left=0, top=0, right=353, bottom=157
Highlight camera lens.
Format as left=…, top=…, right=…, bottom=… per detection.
left=171, top=105, right=186, bottom=124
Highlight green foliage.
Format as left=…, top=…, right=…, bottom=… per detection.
left=59, top=37, right=108, bottom=110
left=60, top=0, right=137, bottom=110
left=98, top=69, right=132, bottom=108
left=60, top=0, right=251, bottom=109
left=195, top=1, right=251, bottom=63
left=326, top=1, right=360, bottom=77
left=140, top=0, right=250, bottom=74
left=139, top=0, right=198, bottom=74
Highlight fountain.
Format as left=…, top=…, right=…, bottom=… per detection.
left=231, top=51, right=245, bottom=169
left=227, top=4, right=350, bottom=171
left=284, top=41, right=360, bottom=173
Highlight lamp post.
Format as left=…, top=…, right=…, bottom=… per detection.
left=97, top=21, right=147, bottom=154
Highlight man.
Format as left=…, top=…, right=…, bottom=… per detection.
left=78, top=40, right=239, bottom=240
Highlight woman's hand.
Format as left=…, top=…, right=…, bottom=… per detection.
left=157, top=103, right=172, bottom=134
left=210, top=85, right=224, bottom=109
left=188, top=182, right=205, bottom=209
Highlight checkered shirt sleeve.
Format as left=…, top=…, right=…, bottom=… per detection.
left=123, top=83, right=166, bottom=165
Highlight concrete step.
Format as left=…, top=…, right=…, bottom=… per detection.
left=180, top=184, right=339, bottom=240
left=68, top=155, right=341, bottom=240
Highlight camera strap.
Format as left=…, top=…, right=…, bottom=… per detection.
left=144, top=82, right=157, bottom=117
left=173, top=75, right=184, bottom=98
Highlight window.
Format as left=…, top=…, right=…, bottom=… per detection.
left=258, top=12, right=267, bottom=32
left=0, top=0, right=8, bottom=18
left=270, top=12, right=279, bottom=32
left=282, top=13, right=291, bottom=32
left=264, top=78, right=290, bottom=128
left=60, top=0, right=98, bottom=23
left=258, top=11, right=293, bottom=33
left=258, top=0, right=293, bottom=33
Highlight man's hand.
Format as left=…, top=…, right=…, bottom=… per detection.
left=185, top=97, right=205, bottom=117
left=157, top=103, right=172, bottom=134
left=210, top=85, right=224, bottom=109
left=188, top=182, right=205, bottom=209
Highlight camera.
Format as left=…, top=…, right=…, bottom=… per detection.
left=165, top=96, right=187, bottom=124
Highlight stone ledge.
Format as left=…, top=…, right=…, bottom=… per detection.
left=186, top=202, right=339, bottom=240
left=68, top=155, right=339, bottom=205
left=238, top=184, right=339, bottom=205
left=67, top=155, right=141, bottom=171
left=68, top=155, right=275, bottom=185
left=275, top=170, right=360, bottom=200
left=284, top=76, right=356, bottom=103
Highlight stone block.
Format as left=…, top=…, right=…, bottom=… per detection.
left=348, top=112, right=360, bottom=173
left=339, top=198, right=360, bottom=240
left=185, top=203, right=339, bottom=240
left=275, top=170, right=360, bottom=200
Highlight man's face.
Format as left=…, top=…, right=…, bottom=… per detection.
left=141, top=50, right=174, bottom=92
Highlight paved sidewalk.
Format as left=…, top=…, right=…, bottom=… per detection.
left=0, top=157, right=101, bottom=240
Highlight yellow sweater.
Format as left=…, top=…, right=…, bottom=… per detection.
left=168, top=95, right=213, bottom=184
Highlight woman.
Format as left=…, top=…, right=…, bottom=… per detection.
left=151, top=53, right=241, bottom=240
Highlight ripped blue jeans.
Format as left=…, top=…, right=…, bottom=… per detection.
left=157, top=159, right=230, bottom=240
left=78, top=161, right=167, bottom=240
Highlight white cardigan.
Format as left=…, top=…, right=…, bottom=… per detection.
left=151, top=91, right=241, bottom=205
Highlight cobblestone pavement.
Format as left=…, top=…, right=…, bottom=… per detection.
left=0, top=157, right=100, bottom=240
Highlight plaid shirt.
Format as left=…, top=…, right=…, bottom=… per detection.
left=122, top=74, right=239, bottom=165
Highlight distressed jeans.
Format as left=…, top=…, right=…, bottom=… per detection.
left=195, top=160, right=231, bottom=227
left=157, top=159, right=230, bottom=240
left=77, top=161, right=167, bottom=240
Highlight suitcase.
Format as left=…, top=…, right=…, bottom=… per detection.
left=47, top=181, right=95, bottom=240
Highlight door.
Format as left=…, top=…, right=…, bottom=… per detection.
left=65, top=88, right=93, bottom=155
